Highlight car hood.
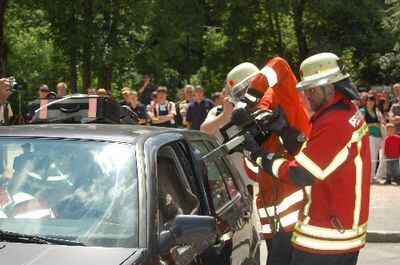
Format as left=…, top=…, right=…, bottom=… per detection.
left=0, top=242, right=138, bottom=265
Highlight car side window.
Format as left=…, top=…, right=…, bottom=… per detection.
left=203, top=141, right=239, bottom=199
left=191, top=141, right=232, bottom=211
left=156, top=145, right=200, bottom=229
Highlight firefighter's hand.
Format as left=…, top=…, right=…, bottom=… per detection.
left=231, top=108, right=253, bottom=126
left=254, top=106, right=288, bottom=136
left=243, top=131, right=266, bottom=162
left=243, top=131, right=281, bottom=175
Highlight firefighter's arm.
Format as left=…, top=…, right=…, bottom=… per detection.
left=255, top=106, right=306, bottom=155
left=242, top=132, right=314, bottom=187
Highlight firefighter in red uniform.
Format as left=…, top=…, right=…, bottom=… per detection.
left=226, top=58, right=311, bottom=265
left=242, top=52, right=370, bottom=265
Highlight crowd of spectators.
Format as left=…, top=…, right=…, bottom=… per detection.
left=2, top=76, right=400, bottom=186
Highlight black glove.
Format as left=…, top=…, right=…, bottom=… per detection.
left=254, top=106, right=307, bottom=155
left=231, top=108, right=253, bottom=126
left=243, top=132, right=281, bottom=176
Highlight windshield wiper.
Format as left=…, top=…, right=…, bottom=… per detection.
left=0, top=229, right=85, bottom=246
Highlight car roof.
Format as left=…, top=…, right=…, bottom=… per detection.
left=0, top=124, right=211, bottom=144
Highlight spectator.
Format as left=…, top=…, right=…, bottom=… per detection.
left=27, top=84, right=50, bottom=121
left=56, top=82, right=68, bottom=98
left=384, top=123, right=400, bottom=185
left=138, top=75, right=156, bottom=106
left=360, top=95, right=384, bottom=181
left=211, top=92, right=223, bottom=106
left=186, top=85, right=214, bottom=130
left=389, top=83, right=400, bottom=109
left=119, top=87, right=131, bottom=106
left=376, top=96, right=390, bottom=179
left=388, top=85, right=400, bottom=134
left=0, top=81, right=13, bottom=126
left=97, top=88, right=108, bottom=97
left=146, top=91, right=158, bottom=121
left=151, top=86, right=176, bottom=127
left=87, top=87, right=97, bottom=95
left=179, top=85, right=194, bottom=128
left=128, top=90, right=147, bottom=125
left=174, top=88, right=186, bottom=128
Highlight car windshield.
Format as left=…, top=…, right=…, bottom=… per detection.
left=0, top=138, right=138, bottom=248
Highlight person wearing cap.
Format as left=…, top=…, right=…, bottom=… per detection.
left=241, top=52, right=370, bottom=264
left=186, top=85, right=214, bottom=130
left=119, top=87, right=131, bottom=106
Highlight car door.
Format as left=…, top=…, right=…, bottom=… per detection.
left=190, top=138, right=257, bottom=265
left=151, top=136, right=214, bottom=265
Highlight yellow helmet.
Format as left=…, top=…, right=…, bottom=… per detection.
left=297, top=52, right=349, bottom=90
left=226, top=62, right=260, bottom=103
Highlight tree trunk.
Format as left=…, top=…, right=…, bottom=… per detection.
left=68, top=2, right=78, bottom=93
left=0, top=0, right=8, bottom=76
left=82, top=0, right=93, bottom=92
left=273, top=11, right=284, bottom=56
left=291, top=0, right=308, bottom=61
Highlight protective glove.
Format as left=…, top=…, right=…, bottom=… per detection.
left=243, top=132, right=281, bottom=176
left=253, top=106, right=307, bottom=155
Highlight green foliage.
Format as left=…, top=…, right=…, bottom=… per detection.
left=1, top=0, right=399, bottom=111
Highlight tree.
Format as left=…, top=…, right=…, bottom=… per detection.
left=0, top=0, right=8, bottom=76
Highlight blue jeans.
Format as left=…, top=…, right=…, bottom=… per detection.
left=386, top=159, right=400, bottom=182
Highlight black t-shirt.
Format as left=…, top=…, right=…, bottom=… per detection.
left=130, top=103, right=147, bottom=120
left=138, top=83, right=156, bottom=106
left=186, top=98, right=214, bottom=130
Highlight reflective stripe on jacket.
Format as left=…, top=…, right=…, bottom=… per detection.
left=244, top=57, right=311, bottom=239
left=271, top=93, right=371, bottom=254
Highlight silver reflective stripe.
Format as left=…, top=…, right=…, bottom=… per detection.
left=244, top=157, right=259, bottom=174
left=280, top=210, right=299, bottom=227
left=272, top=158, right=286, bottom=178
left=353, top=140, right=363, bottom=229
left=295, top=221, right=367, bottom=240
left=261, top=224, right=273, bottom=234
left=260, top=66, right=278, bottom=87
left=293, top=231, right=366, bottom=251
left=258, top=190, right=303, bottom=218
left=295, top=146, right=349, bottom=180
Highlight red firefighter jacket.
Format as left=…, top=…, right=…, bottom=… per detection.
left=271, top=92, right=371, bottom=254
left=243, top=57, right=311, bottom=239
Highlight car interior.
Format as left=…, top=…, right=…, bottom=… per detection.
left=157, top=146, right=200, bottom=228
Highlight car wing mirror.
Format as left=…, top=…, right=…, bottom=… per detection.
left=159, top=215, right=216, bottom=254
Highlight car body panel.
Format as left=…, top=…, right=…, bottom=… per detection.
left=0, top=124, right=260, bottom=265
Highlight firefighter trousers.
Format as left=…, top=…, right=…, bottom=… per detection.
left=265, top=231, right=293, bottom=265
left=289, top=248, right=359, bottom=265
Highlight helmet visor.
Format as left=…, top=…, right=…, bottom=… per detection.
left=230, top=78, right=252, bottom=104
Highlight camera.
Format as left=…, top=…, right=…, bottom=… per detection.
left=7, top=77, right=27, bottom=92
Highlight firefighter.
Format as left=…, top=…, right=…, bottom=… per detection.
left=242, top=52, right=370, bottom=265
left=226, top=57, right=311, bottom=265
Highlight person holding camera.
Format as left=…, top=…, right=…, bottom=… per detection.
left=242, top=53, right=370, bottom=265
left=0, top=78, right=14, bottom=126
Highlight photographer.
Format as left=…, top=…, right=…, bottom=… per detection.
left=0, top=78, right=14, bottom=126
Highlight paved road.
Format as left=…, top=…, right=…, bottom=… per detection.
left=358, top=243, right=400, bottom=265
left=368, top=184, right=400, bottom=233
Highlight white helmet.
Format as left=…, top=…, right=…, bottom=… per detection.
left=297, top=52, right=349, bottom=90
left=226, top=62, right=260, bottom=103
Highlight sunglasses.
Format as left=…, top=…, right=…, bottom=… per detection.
left=40, top=89, right=49, bottom=92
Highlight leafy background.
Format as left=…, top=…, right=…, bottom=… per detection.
left=0, top=0, right=399, bottom=116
